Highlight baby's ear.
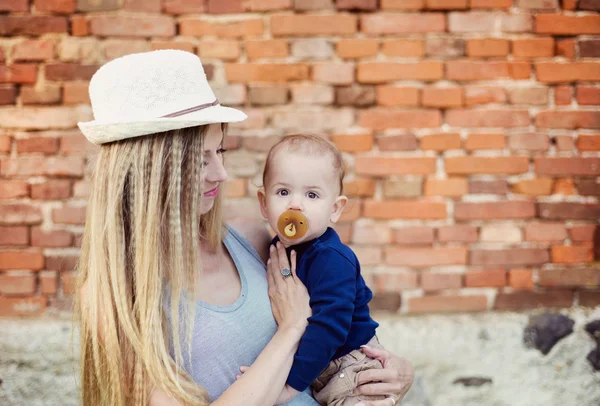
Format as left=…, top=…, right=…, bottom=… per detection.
left=329, top=195, right=348, bottom=223
left=257, top=188, right=268, bottom=219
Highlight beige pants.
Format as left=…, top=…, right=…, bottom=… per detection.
left=311, top=336, right=387, bottom=406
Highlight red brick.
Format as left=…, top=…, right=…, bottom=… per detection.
left=1, top=156, right=84, bottom=177
left=556, top=38, right=576, bottom=59
left=225, top=63, right=309, bottom=83
left=332, top=223, right=352, bottom=244
left=470, top=247, right=549, bottom=266
left=446, top=156, right=529, bottom=175
left=122, top=0, right=160, bottom=12
left=540, top=267, right=599, bottom=288
left=62, top=82, right=90, bottom=105
left=568, top=225, right=597, bottom=242
left=45, top=63, right=99, bottom=81
left=102, top=40, right=152, bottom=61
left=162, top=0, right=206, bottom=14
left=535, top=14, right=600, bottom=35
left=381, top=39, right=424, bottom=57
left=34, top=0, right=76, bottom=13
left=245, top=0, right=292, bottom=10
left=90, top=15, right=175, bottom=37
left=52, top=206, right=86, bottom=225
left=376, top=86, right=420, bottom=107
left=536, top=62, right=600, bottom=83
left=245, top=39, right=288, bottom=60
left=335, top=86, right=376, bottom=106
left=464, top=133, right=505, bottom=150
left=290, top=84, right=333, bottom=105
left=438, top=225, right=478, bottom=243
left=577, top=134, right=600, bottom=151
left=370, top=293, right=402, bottom=312
left=331, top=133, right=374, bottom=152
left=420, top=133, right=461, bottom=151
left=466, top=38, right=509, bottom=57
left=494, top=291, right=573, bottom=310
left=0, top=85, right=17, bottom=105
left=463, top=86, right=506, bottom=106
left=45, top=255, right=78, bottom=272
left=535, top=157, right=600, bottom=176
left=12, top=39, right=56, bottom=62
left=376, top=134, right=418, bottom=150
left=447, top=109, right=530, bottom=128
left=508, top=133, right=550, bottom=151
left=336, top=0, right=377, bottom=9
left=337, top=39, right=378, bottom=59
left=551, top=244, right=594, bottom=264
left=363, top=200, right=447, bottom=219
left=70, top=15, right=89, bottom=36
left=356, top=156, right=436, bottom=176
left=30, top=180, right=71, bottom=200
left=248, top=85, right=288, bottom=105
left=16, top=137, right=59, bottom=154
left=30, top=227, right=73, bottom=248
left=580, top=0, right=600, bottom=10
left=536, top=111, right=600, bottom=129
left=421, top=272, right=462, bottom=291
left=448, top=12, right=495, bottom=32
left=0, top=250, right=44, bottom=270
left=422, top=87, right=463, bottom=108
left=508, top=87, right=548, bottom=105
left=576, top=86, right=600, bottom=105
left=20, top=85, right=62, bottom=105
left=539, top=202, right=600, bottom=220
left=382, top=179, right=422, bottom=198
left=409, top=295, right=488, bottom=313
left=358, top=62, right=443, bottom=83
left=0, top=181, right=29, bottom=199
left=271, top=14, right=356, bottom=36
left=455, top=201, right=535, bottom=220
left=554, top=135, right=574, bottom=151
left=0, top=204, right=42, bottom=225
left=470, top=0, right=511, bottom=7
left=386, top=246, right=467, bottom=267
left=525, top=222, right=567, bottom=242
left=150, top=41, right=195, bottom=53
left=509, top=269, right=534, bottom=290
left=446, top=60, right=511, bottom=81
left=553, top=178, right=576, bottom=196
left=313, top=63, right=354, bottom=85
left=343, top=178, right=376, bottom=198
left=61, top=271, right=77, bottom=294
left=0, top=0, right=29, bottom=11
left=207, top=0, right=243, bottom=13
left=381, top=0, right=423, bottom=9
left=425, top=37, right=465, bottom=57
left=392, top=226, right=435, bottom=245
left=469, top=179, right=508, bottom=194
left=576, top=179, right=600, bottom=196
left=372, top=272, right=419, bottom=292
left=198, top=41, right=241, bottom=61
left=424, top=178, right=467, bottom=196
left=465, top=269, right=506, bottom=288
left=0, top=16, right=68, bottom=35
left=554, top=86, right=571, bottom=106
left=512, top=178, right=550, bottom=197
left=0, top=273, right=36, bottom=295
left=358, top=109, right=441, bottom=130
left=511, top=38, right=554, bottom=58
left=580, top=291, right=600, bottom=308
left=0, top=64, right=37, bottom=84
left=361, top=13, right=444, bottom=34
left=352, top=222, right=391, bottom=244
left=39, top=271, right=57, bottom=295
left=579, top=39, right=600, bottom=58
left=179, top=18, right=263, bottom=38
left=0, top=226, right=29, bottom=246
left=0, top=296, right=46, bottom=316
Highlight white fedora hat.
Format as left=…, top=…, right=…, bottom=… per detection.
left=78, top=49, right=247, bottom=145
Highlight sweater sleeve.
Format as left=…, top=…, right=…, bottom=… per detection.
left=286, top=249, right=357, bottom=392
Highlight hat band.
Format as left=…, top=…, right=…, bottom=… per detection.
left=161, top=99, right=220, bottom=118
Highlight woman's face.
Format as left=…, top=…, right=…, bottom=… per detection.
left=199, top=124, right=228, bottom=215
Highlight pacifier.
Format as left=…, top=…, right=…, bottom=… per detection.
left=277, top=210, right=309, bottom=241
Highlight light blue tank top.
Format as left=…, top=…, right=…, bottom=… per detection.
left=170, top=226, right=319, bottom=405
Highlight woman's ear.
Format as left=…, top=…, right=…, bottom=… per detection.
left=257, top=188, right=268, bottom=219
left=329, top=195, right=348, bottom=223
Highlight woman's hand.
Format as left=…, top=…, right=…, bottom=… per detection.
left=353, top=345, right=414, bottom=406
left=266, top=242, right=311, bottom=334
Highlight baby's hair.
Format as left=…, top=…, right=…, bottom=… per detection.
left=263, top=134, right=345, bottom=195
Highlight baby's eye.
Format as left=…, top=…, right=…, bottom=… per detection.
left=276, top=189, right=289, bottom=197
left=307, top=191, right=319, bottom=199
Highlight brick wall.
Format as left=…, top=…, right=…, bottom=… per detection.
left=0, top=0, right=599, bottom=316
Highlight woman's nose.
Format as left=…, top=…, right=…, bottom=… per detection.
left=206, top=156, right=228, bottom=184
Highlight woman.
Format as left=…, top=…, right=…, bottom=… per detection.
left=76, top=50, right=413, bottom=406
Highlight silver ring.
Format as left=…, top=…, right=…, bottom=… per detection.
left=281, top=267, right=292, bottom=278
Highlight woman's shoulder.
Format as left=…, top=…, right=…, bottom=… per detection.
left=227, top=217, right=272, bottom=263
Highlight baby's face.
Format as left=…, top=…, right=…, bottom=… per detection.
left=259, top=151, right=346, bottom=246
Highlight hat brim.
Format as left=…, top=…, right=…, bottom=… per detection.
left=78, top=105, right=247, bottom=145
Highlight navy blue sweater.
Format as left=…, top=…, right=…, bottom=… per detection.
left=273, top=227, right=379, bottom=392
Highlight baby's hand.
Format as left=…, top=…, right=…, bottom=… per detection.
left=236, top=366, right=298, bottom=405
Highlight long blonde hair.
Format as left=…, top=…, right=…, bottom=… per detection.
left=76, top=125, right=224, bottom=405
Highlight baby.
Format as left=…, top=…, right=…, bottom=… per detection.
left=254, top=134, right=387, bottom=405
